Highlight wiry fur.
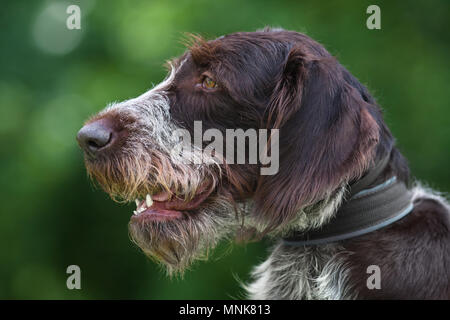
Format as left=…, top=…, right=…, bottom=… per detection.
left=411, top=182, right=450, bottom=211
left=78, top=28, right=450, bottom=298
left=241, top=184, right=347, bottom=239
left=244, top=188, right=356, bottom=300
left=86, top=63, right=219, bottom=203
left=244, top=243, right=356, bottom=300
left=129, top=195, right=237, bottom=276
left=82, top=63, right=235, bottom=275
left=246, top=184, right=449, bottom=300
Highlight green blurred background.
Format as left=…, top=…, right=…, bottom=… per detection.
left=0, top=0, right=448, bottom=299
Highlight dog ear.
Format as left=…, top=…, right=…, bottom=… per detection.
left=265, top=47, right=308, bottom=129
left=254, top=46, right=380, bottom=232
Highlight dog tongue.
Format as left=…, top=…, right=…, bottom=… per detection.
left=145, top=187, right=212, bottom=212
left=151, top=193, right=207, bottom=211
left=140, top=183, right=214, bottom=214
left=152, top=191, right=170, bottom=202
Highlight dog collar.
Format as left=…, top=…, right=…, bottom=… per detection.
left=283, top=156, right=414, bottom=246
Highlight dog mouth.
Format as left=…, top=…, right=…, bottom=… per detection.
left=130, top=183, right=215, bottom=222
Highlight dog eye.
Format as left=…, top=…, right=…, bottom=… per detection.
left=202, top=76, right=218, bottom=89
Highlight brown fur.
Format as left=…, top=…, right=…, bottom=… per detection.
left=78, top=28, right=450, bottom=297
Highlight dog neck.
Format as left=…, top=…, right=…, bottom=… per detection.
left=282, top=153, right=414, bottom=246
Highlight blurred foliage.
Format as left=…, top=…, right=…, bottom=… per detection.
left=0, top=0, right=448, bottom=299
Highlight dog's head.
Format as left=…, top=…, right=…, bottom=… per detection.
left=77, top=28, right=383, bottom=275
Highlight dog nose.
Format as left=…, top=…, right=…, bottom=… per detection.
left=77, top=120, right=114, bottom=155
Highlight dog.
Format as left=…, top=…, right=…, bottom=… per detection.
left=77, top=28, right=450, bottom=299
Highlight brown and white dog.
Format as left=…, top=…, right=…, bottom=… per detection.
left=77, top=28, right=450, bottom=299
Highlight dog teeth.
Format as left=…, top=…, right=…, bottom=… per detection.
left=137, top=207, right=146, bottom=213
left=132, top=195, right=152, bottom=216
left=146, top=194, right=153, bottom=207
